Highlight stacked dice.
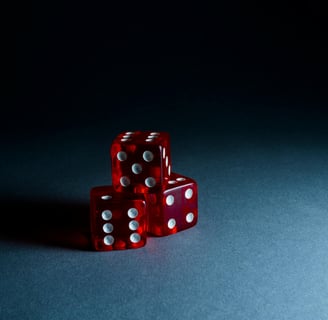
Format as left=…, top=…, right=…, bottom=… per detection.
left=90, top=131, right=198, bottom=250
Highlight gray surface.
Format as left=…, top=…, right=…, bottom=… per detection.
left=1, top=105, right=328, bottom=319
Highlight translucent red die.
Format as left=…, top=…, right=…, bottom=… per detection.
left=110, top=131, right=172, bottom=194
left=90, top=186, right=147, bottom=250
left=146, top=173, right=198, bottom=236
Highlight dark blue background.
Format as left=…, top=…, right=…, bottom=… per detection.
left=5, top=2, right=328, bottom=319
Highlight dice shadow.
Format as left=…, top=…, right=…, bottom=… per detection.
left=0, top=197, right=92, bottom=251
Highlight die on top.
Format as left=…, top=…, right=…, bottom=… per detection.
left=110, top=131, right=172, bottom=193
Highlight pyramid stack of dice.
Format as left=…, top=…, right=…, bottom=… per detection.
left=90, top=131, right=198, bottom=250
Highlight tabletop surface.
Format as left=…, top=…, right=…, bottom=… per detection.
left=2, top=105, right=328, bottom=320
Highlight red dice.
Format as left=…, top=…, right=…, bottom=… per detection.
left=146, top=173, right=198, bottom=236
left=90, top=186, right=147, bottom=250
left=110, top=131, right=172, bottom=193
left=89, top=131, right=198, bottom=251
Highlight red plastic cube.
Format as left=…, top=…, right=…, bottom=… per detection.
left=146, top=173, right=198, bottom=236
left=90, top=186, right=147, bottom=250
left=110, top=131, right=172, bottom=193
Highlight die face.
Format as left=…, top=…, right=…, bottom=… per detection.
left=111, top=131, right=172, bottom=193
left=147, top=173, right=198, bottom=236
left=90, top=186, right=147, bottom=250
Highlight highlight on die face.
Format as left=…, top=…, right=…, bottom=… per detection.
left=89, top=131, right=198, bottom=251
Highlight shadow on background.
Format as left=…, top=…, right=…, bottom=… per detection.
left=0, top=197, right=91, bottom=250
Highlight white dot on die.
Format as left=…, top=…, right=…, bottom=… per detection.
left=103, top=235, right=114, bottom=245
left=125, top=131, right=134, bottom=135
left=117, top=151, right=127, bottom=161
left=185, top=188, right=193, bottom=199
left=166, top=195, right=174, bottom=206
left=127, top=208, right=138, bottom=218
left=143, top=150, right=154, bottom=162
left=176, top=177, right=186, bottom=182
left=120, top=176, right=130, bottom=187
left=103, top=223, right=114, bottom=233
left=132, top=163, right=142, bottom=174
left=186, top=212, right=194, bottom=223
left=129, top=220, right=139, bottom=231
left=168, top=180, right=177, bottom=184
left=150, top=132, right=159, bottom=136
left=130, top=233, right=141, bottom=243
left=167, top=218, right=176, bottom=229
left=163, top=147, right=166, bottom=159
left=101, top=210, right=112, bottom=220
left=145, top=139, right=152, bottom=142
left=165, top=156, right=169, bottom=167
left=145, top=177, right=156, bottom=188
left=168, top=165, right=171, bottom=176
left=101, top=195, right=112, bottom=200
